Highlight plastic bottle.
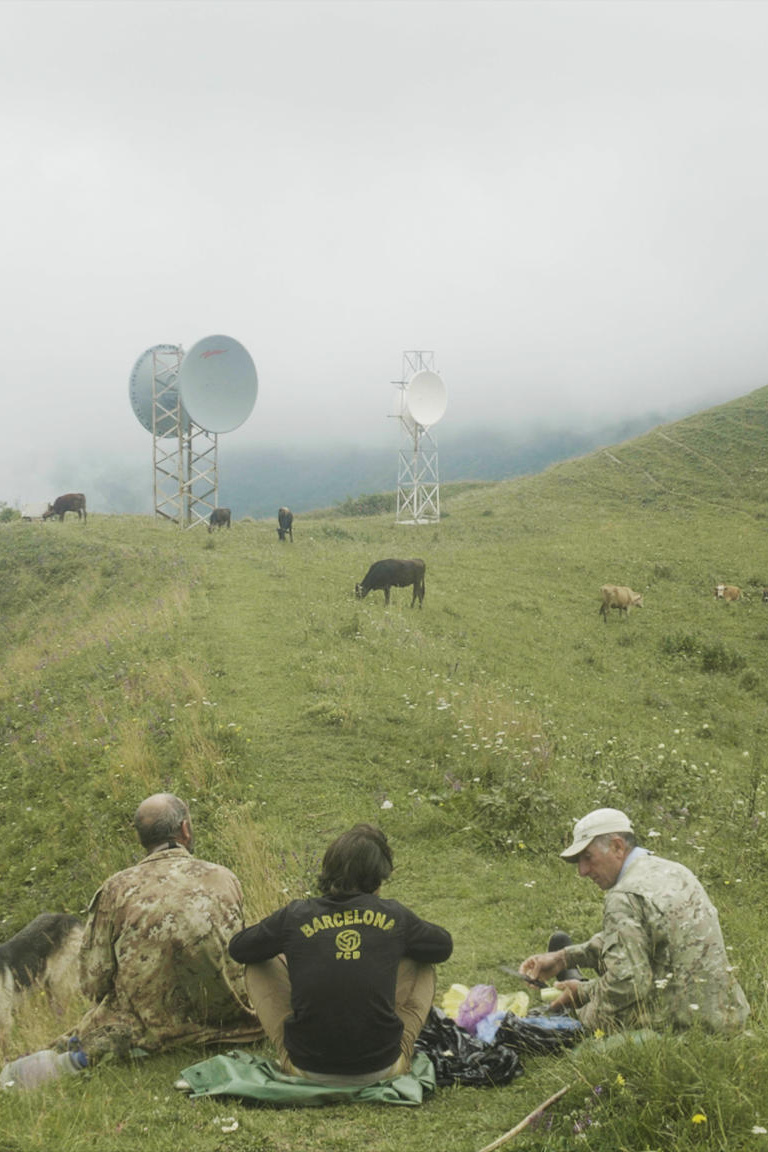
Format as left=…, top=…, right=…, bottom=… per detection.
left=0, top=1048, right=88, bottom=1090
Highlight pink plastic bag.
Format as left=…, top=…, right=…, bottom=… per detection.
left=456, top=984, right=498, bottom=1035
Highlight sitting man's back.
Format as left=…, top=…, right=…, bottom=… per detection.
left=75, top=793, right=262, bottom=1060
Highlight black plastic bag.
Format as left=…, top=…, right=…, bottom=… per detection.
left=414, top=1008, right=523, bottom=1087
left=493, top=1011, right=582, bottom=1057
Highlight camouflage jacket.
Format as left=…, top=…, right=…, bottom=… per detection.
left=76, top=845, right=262, bottom=1057
left=564, top=853, right=750, bottom=1033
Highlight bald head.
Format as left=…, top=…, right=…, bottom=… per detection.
left=134, top=793, right=191, bottom=851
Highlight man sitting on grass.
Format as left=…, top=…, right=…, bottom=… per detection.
left=229, top=823, right=452, bottom=1085
left=520, top=807, right=750, bottom=1034
left=68, top=792, right=263, bottom=1061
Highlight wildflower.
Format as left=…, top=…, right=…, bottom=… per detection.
left=615, top=1073, right=625, bottom=1086
left=751, top=1126, right=767, bottom=1134
left=593, top=1028, right=605, bottom=1039
left=691, top=1113, right=707, bottom=1124
left=380, top=799, right=393, bottom=810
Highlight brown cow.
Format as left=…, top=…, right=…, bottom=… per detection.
left=42, top=493, right=86, bottom=523
left=714, top=584, right=740, bottom=602
left=599, top=584, right=643, bottom=621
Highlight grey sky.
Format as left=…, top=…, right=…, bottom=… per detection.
left=3, top=0, right=768, bottom=505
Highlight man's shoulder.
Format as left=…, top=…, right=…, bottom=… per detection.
left=98, top=850, right=241, bottom=898
left=615, top=852, right=698, bottom=895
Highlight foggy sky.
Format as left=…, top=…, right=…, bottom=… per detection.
left=2, top=0, right=768, bottom=508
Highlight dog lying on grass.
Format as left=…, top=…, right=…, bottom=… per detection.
left=0, top=913, right=83, bottom=1044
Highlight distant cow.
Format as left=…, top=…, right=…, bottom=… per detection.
left=714, top=584, right=740, bottom=602
left=42, top=493, right=86, bottom=523
left=356, top=558, right=426, bottom=608
left=277, top=507, right=294, bottom=542
left=599, top=584, right=643, bottom=621
left=208, top=508, right=231, bottom=533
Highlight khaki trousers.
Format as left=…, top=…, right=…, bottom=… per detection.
left=245, top=956, right=436, bottom=1083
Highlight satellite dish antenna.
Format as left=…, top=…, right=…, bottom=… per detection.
left=177, top=334, right=258, bottom=433
left=404, top=369, right=447, bottom=428
left=129, top=344, right=187, bottom=436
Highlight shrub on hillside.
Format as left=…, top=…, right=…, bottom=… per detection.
left=701, top=641, right=747, bottom=675
left=334, top=492, right=395, bottom=516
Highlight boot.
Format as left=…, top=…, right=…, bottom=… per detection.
left=547, top=931, right=583, bottom=981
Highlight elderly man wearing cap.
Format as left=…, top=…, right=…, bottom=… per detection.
left=520, top=808, right=749, bottom=1033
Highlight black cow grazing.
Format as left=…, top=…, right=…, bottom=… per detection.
left=277, top=506, right=294, bottom=542
left=208, top=508, right=231, bottom=533
left=356, top=558, right=426, bottom=607
left=42, top=493, right=86, bottom=523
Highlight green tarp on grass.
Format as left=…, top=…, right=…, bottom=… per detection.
left=179, top=1050, right=436, bottom=1107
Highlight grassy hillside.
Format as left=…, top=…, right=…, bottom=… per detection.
left=0, top=386, right=766, bottom=1150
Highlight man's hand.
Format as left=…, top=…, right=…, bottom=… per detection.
left=549, top=978, right=588, bottom=1010
left=519, top=948, right=567, bottom=984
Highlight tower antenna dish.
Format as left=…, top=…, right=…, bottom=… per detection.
left=404, top=369, right=447, bottom=429
left=177, top=334, right=257, bottom=433
left=128, top=344, right=188, bottom=437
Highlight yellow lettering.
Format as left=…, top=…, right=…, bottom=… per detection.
left=312, top=917, right=323, bottom=934
left=383, top=918, right=394, bottom=931
left=344, top=909, right=354, bottom=925
left=300, top=923, right=313, bottom=938
left=321, top=915, right=334, bottom=931
left=332, top=911, right=343, bottom=927
left=363, top=910, right=374, bottom=925
left=353, top=909, right=362, bottom=924
left=373, top=912, right=387, bottom=929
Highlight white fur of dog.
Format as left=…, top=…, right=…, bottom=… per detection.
left=0, top=913, right=83, bottom=1043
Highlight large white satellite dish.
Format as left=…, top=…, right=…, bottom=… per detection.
left=404, top=369, right=447, bottom=428
left=129, top=344, right=187, bottom=436
left=177, top=334, right=258, bottom=434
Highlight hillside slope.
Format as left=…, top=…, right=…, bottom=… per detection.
left=0, top=386, right=765, bottom=1152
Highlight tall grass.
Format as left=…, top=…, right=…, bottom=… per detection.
left=0, top=388, right=767, bottom=1149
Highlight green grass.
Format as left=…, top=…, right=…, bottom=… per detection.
left=0, top=386, right=767, bottom=1149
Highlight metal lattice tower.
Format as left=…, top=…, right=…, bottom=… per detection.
left=393, top=350, right=441, bottom=525
left=151, top=348, right=219, bottom=529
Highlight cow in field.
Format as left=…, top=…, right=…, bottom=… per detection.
left=208, top=508, right=231, bottom=533
left=599, top=584, right=643, bottom=621
left=277, top=506, right=294, bottom=542
left=714, top=584, right=740, bottom=602
left=42, top=493, right=86, bottom=523
left=356, top=558, right=426, bottom=607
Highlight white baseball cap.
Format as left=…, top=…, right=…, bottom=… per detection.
left=560, top=808, right=634, bottom=860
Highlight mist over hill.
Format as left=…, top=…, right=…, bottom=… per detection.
left=53, top=399, right=738, bottom=519
left=200, top=410, right=683, bottom=520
